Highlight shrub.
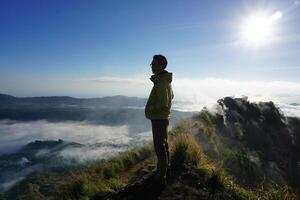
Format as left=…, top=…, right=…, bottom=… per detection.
left=59, top=144, right=154, bottom=199
left=64, top=177, right=90, bottom=200
left=170, top=134, right=202, bottom=169
left=258, top=186, right=299, bottom=200
left=106, top=178, right=125, bottom=191
left=207, top=167, right=226, bottom=194
left=18, top=183, right=46, bottom=200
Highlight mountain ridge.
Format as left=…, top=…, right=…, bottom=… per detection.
left=0, top=93, right=147, bottom=108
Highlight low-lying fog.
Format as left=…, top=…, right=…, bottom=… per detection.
left=0, top=119, right=152, bottom=157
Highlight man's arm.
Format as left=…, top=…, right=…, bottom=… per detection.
left=154, top=82, right=169, bottom=110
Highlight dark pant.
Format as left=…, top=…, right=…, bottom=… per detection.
left=151, top=119, right=170, bottom=178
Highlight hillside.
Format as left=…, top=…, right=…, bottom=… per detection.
left=1, top=96, right=300, bottom=199
left=192, top=96, right=300, bottom=187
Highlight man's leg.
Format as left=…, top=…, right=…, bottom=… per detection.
left=151, top=119, right=169, bottom=178
left=165, top=120, right=170, bottom=168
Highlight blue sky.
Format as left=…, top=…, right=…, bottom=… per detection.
left=1, top=0, right=300, bottom=100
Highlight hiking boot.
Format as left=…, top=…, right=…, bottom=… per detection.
left=166, top=166, right=171, bottom=179
left=153, top=174, right=167, bottom=189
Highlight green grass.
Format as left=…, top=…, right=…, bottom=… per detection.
left=168, top=129, right=299, bottom=200
left=170, top=134, right=203, bottom=169
left=192, top=110, right=216, bottom=137
left=58, top=144, right=154, bottom=200
left=256, top=186, right=299, bottom=200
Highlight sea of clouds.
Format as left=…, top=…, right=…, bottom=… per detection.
left=0, top=120, right=152, bottom=156
left=0, top=120, right=152, bottom=190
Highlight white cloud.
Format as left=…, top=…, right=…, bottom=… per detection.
left=0, top=120, right=151, bottom=155
left=58, top=130, right=152, bottom=162
left=277, top=103, right=300, bottom=117
left=0, top=120, right=152, bottom=190
left=91, top=76, right=148, bottom=84
left=86, top=76, right=300, bottom=116
left=170, top=78, right=300, bottom=113
left=1, top=76, right=300, bottom=112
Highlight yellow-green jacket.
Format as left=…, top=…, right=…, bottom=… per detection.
left=145, top=70, right=174, bottom=120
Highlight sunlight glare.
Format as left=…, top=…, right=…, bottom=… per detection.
left=240, top=11, right=282, bottom=46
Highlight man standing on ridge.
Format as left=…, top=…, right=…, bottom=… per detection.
left=145, top=54, right=174, bottom=188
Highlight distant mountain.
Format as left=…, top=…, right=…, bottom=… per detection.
left=290, top=103, right=300, bottom=106
left=0, top=93, right=194, bottom=133
left=0, top=93, right=147, bottom=108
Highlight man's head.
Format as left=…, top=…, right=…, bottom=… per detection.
left=151, top=54, right=168, bottom=74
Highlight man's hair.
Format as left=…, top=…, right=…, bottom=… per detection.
left=153, top=54, right=168, bottom=69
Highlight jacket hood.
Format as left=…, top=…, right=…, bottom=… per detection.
left=150, top=70, right=173, bottom=84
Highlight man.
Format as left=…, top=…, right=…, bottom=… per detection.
left=145, top=54, right=174, bottom=187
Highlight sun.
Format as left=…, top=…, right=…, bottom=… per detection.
left=240, top=11, right=282, bottom=46
left=243, top=13, right=272, bottom=43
